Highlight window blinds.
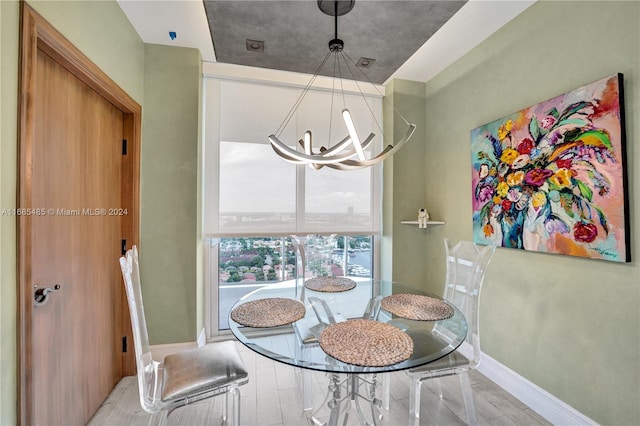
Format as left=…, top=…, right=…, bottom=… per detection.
left=204, top=78, right=382, bottom=236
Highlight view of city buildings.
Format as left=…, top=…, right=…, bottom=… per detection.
left=218, top=236, right=372, bottom=284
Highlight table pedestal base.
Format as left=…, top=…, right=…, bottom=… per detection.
left=307, top=374, right=385, bottom=426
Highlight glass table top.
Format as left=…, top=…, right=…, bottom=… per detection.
left=228, top=278, right=468, bottom=374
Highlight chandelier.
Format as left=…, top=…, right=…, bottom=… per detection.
left=268, top=0, right=416, bottom=171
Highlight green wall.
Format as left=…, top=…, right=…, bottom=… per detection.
left=0, top=3, right=14, bottom=426
left=382, top=79, right=430, bottom=288
left=1, top=2, right=144, bottom=423
left=389, top=1, right=639, bottom=424
left=140, top=43, right=201, bottom=344
left=1, top=2, right=202, bottom=423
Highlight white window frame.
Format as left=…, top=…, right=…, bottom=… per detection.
left=202, top=63, right=383, bottom=338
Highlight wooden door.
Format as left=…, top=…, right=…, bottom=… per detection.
left=18, top=4, right=141, bottom=425
left=30, top=48, right=124, bottom=425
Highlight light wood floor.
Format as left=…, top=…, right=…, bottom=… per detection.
left=88, top=342, right=550, bottom=426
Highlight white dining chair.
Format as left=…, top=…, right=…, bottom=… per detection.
left=295, top=234, right=339, bottom=278
left=407, top=239, right=495, bottom=426
left=291, top=235, right=335, bottom=412
left=119, top=246, right=248, bottom=425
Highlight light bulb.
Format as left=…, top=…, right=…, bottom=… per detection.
left=342, top=109, right=366, bottom=161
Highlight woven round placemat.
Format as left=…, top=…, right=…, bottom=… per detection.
left=304, top=276, right=357, bottom=293
left=381, top=294, right=454, bottom=321
left=319, top=319, right=413, bottom=367
left=230, top=298, right=305, bottom=328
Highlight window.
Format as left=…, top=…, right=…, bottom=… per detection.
left=219, top=141, right=297, bottom=232
left=214, top=236, right=373, bottom=330
left=203, top=75, right=382, bottom=336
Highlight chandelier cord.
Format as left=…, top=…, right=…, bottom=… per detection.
left=339, top=50, right=384, bottom=140
left=337, top=52, right=347, bottom=109
left=328, top=53, right=339, bottom=148
left=334, top=1, right=338, bottom=40
left=332, top=2, right=347, bottom=111
left=342, top=50, right=413, bottom=129
left=275, top=50, right=333, bottom=137
left=277, top=0, right=344, bottom=139
left=269, top=0, right=416, bottom=170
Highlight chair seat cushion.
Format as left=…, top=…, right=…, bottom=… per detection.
left=409, top=350, right=470, bottom=374
left=161, top=341, right=248, bottom=401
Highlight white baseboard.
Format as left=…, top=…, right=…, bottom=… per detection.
left=148, top=339, right=595, bottom=425
left=197, top=328, right=207, bottom=347
left=458, top=343, right=597, bottom=425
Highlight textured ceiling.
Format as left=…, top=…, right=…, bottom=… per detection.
left=203, top=1, right=467, bottom=84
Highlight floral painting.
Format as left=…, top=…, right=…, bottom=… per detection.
left=471, top=74, right=629, bottom=262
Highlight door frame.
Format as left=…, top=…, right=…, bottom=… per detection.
left=17, top=3, right=141, bottom=424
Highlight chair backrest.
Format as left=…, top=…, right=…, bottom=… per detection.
left=290, top=236, right=307, bottom=302
left=307, top=296, right=338, bottom=325
left=363, top=295, right=383, bottom=320
left=291, top=234, right=339, bottom=301
left=119, top=246, right=161, bottom=412
left=443, top=239, right=496, bottom=367
left=303, top=234, right=339, bottom=277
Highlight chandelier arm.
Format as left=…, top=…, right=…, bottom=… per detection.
left=270, top=133, right=375, bottom=162
left=303, top=131, right=312, bottom=155
left=270, top=143, right=324, bottom=169
left=322, top=124, right=415, bottom=170
left=300, top=131, right=374, bottom=159
left=322, top=144, right=393, bottom=170
left=321, top=132, right=374, bottom=157
left=271, top=144, right=324, bottom=170
left=297, top=133, right=375, bottom=157
left=351, top=132, right=375, bottom=152
left=270, top=141, right=329, bottom=167
left=306, top=131, right=312, bottom=155
left=270, top=143, right=310, bottom=165
left=342, top=109, right=366, bottom=161
left=269, top=134, right=364, bottom=164
left=315, top=135, right=351, bottom=155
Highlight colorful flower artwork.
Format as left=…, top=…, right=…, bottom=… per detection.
left=471, top=74, right=629, bottom=262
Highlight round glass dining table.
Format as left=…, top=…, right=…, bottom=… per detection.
left=228, top=278, right=467, bottom=373
left=228, top=278, right=468, bottom=426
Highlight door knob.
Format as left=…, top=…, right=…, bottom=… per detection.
left=34, top=284, right=61, bottom=306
